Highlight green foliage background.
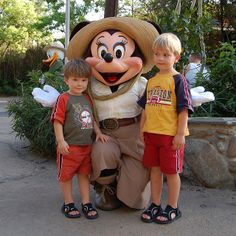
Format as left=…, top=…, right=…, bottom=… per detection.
left=193, top=42, right=236, bottom=117
left=0, top=47, right=45, bottom=95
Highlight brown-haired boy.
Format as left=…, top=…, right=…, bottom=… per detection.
left=51, top=59, right=109, bottom=219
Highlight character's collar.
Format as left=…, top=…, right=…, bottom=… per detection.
left=88, top=71, right=142, bottom=101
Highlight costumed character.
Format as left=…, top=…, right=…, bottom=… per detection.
left=33, top=41, right=66, bottom=107
left=42, top=41, right=65, bottom=74
left=32, top=17, right=215, bottom=210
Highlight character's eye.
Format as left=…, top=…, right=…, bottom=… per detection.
left=97, top=45, right=108, bottom=59
left=114, top=45, right=125, bottom=59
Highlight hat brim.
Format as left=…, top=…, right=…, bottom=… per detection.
left=67, top=17, right=159, bottom=73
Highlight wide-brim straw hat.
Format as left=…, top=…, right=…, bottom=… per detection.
left=67, top=17, right=159, bottom=73
left=44, top=41, right=66, bottom=53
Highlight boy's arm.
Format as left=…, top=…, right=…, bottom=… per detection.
left=172, top=109, right=188, bottom=150
left=172, top=74, right=193, bottom=150
left=53, top=120, right=70, bottom=155
left=140, top=110, right=146, bottom=142
left=94, top=121, right=110, bottom=143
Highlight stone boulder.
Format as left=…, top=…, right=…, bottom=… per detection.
left=184, top=138, right=234, bottom=188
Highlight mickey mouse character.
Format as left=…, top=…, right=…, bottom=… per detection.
left=66, top=17, right=160, bottom=210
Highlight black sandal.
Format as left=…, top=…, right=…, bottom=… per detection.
left=155, top=205, right=182, bottom=224
left=61, top=203, right=81, bottom=218
left=82, top=203, right=99, bottom=220
left=141, top=203, right=162, bottom=223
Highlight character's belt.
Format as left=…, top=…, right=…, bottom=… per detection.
left=99, top=115, right=141, bottom=131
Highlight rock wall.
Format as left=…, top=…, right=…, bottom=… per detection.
left=183, top=117, right=236, bottom=189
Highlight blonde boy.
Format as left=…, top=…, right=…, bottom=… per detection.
left=138, top=33, right=193, bottom=224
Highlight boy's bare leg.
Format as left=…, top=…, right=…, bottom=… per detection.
left=166, top=173, right=180, bottom=208
left=156, top=173, right=181, bottom=221
left=142, top=166, right=163, bottom=220
left=77, top=174, right=90, bottom=204
left=77, top=174, right=97, bottom=217
left=60, top=180, right=80, bottom=215
left=151, top=167, right=163, bottom=205
left=60, top=180, right=74, bottom=203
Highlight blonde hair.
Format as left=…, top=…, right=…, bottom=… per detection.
left=153, top=33, right=182, bottom=56
left=64, top=59, right=92, bottom=79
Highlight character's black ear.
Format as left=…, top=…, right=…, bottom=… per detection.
left=147, top=21, right=162, bottom=34
left=70, top=21, right=91, bottom=40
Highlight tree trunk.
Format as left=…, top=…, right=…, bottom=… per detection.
left=104, top=0, right=118, bottom=17
left=198, top=0, right=206, bottom=72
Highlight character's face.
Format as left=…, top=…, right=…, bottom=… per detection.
left=85, top=31, right=143, bottom=86
left=43, top=48, right=64, bottom=67
left=47, top=49, right=64, bottom=60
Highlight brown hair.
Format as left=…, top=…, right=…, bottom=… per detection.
left=190, top=53, right=202, bottom=61
left=64, top=59, right=92, bottom=79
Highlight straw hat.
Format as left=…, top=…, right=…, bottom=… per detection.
left=67, top=17, right=160, bottom=73
left=44, top=41, right=66, bottom=53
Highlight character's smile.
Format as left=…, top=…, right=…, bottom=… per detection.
left=100, top=72, right=126, bottom=84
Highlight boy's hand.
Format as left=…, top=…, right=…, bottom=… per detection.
left=172, top=134, right=185, bottom=150
left=57, top=140, right=70, bottom=155
left=96, top=133, right=110, bottom=143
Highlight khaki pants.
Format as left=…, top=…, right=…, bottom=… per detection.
left=91, top=122, right=150, bottom=209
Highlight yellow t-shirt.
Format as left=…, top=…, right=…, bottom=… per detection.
left=138, top=73, right=193, bottom=136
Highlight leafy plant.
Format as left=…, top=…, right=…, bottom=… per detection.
left=0, top=81, right=18, bottom=96
left=193, top=42, right=236, bottom=117
left=8, top=70, right=68, bottom=157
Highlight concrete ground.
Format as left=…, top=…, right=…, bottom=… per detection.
left=0, top=97, right=236, bottom=236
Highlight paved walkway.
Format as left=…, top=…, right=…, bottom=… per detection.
left=0, top=97, right=236, bottom=236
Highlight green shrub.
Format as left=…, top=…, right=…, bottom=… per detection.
left=8, top=70, right=67, bottom=157
left=0, top=47, right=45, bottom=96
left=193, top=42, right=236, bottom=117
left=0, top=81, right=18, bottom=96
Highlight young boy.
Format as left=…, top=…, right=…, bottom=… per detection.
left=137, top=33, right=193, bottom=224
left=51, top=59, right=110, bottom=219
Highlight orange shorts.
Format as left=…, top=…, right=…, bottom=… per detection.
left=57, top=145, right=92, bottom=182
left=143, top=133, right=184, bottom=174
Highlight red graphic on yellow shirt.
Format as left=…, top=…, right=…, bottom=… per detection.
left=147, top=86, right=172, bottom=106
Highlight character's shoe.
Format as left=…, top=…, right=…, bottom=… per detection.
left=94, top=182, right=122, bottom=211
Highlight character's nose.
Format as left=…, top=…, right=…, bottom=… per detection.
left=103, top=53, right=113, bottom=63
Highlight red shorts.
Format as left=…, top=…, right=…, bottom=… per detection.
left=57, top=145, right=92, bottom=182
left=143, top=133, right=184, bottom=174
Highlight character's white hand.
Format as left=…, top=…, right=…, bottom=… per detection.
left=190, top=86, right=215, bottom=107
left=32, top=85, right=60, bottom=107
